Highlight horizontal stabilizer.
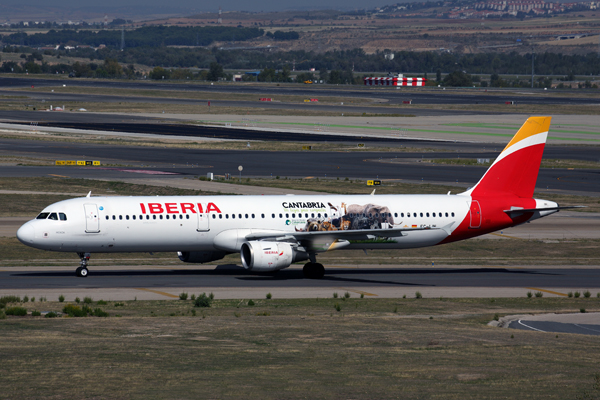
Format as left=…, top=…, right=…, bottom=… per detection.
left=504, top=205, right=585, bottom=217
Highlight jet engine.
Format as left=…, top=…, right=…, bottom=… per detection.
left=240, top=241, right=308, bottom=272
left=177, top=251, right=228, bottom=264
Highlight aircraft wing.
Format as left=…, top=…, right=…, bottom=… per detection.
left=245, top=225, right=450, bottom=242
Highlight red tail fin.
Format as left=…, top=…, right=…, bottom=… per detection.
left=467, top=116, right=551, bottom=198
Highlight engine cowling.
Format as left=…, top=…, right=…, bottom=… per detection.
left=240, top=241, right=308, bottom=272
left=177, top=251, right=227, bottom=264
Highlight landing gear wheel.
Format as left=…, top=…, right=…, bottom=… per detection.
left=76, top=252, right=91, bottom=278
left=303, top=262, right=325, bottom=279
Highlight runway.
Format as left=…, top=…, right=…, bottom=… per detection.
left=0, top=137, right=598, bottom=194
left=3, top=77, right=600, bottom=106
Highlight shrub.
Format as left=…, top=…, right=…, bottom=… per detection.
left=0, top=295, right=21, bottom=308
left=83, top=296, right=93, bottom=304
left=45, top=312, right=57, bottom=318
left=597, top=293, right=600, bottom=298
left=415, top=292, right=422, bottom=299
left=402, top=295, right=406, bottom=299
left=62, top=304, right=87, bottom=317
left=568, top=292, right=573, bottom=298
left=360, top=293, right=364, bottom=299
left=194, top=293, right=212, bottom=308
left=333, top=292, right=338, bottom=299
left=0, top=310, right=5, bottom=319
left=266, top=293, right=272, bottom=300
left=256, top=312, right=270, bottom=316
left=574, top=291, right=581, bottom=298
left=344, top=292, right=350, bottom=299
left=58, top=295, right=65, bottom=302
left=23, top=295, right=29, bottom=302
left=234, top=312, right=241, bottom=318
left=209, top=292, right=215, bottom=300
left=393, top=306, right=398, bottom=313
left=527, top=291, right=532, bottom=298
left=179, top=292, right=188, bottom=300
left=580, top=308, right=586, bottom=313
left=97, top=300, right=107, bottom=305
left=39, top=296, right=46, bottom=302
left=5, top=306, right=27, bottom=316
left=114, top=302, right=124, bottom=307
left=248, top=299, right=255, bottom=306
left=75, top=297, right=80, bottom=303
left=494, top=313, right=499, bottom=321
left=584, top=290, right=591, bottom=298
left=535, top=292, right=543, bottom=298
left=30, top=297, right=35, bottom=302
left=93, top=308, right=109, bottom=317
left=334, top=303, right=341, bottom=312
left=191, top=309, right=196, bottom=316
left=190, top=294, right=196, bottom=301
left=31, top=310, right=41, bottom=317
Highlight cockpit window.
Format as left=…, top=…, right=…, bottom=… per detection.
left=48, top=213, right=58, bottom=220
left=59, top=213, right=67, bottom=221
left=36, top=213, right=50, bottom=220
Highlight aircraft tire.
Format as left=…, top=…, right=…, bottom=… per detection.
left=75, top=267, right=82, bottom=277
left=80, top=267, right=89, bottom=277
left=303, top=262, right=325, bottom=279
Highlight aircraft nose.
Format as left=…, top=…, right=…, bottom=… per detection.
left=16, top=223, right=35, bottom=244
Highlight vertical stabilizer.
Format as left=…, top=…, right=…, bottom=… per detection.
left=467, top=116, right=551, bottom=199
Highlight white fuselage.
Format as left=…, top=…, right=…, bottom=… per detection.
left=17, top=194, right=473, bottom=254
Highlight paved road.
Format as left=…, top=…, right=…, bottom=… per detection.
left=0, top=137, right=598, bottom=194
left=1, top=266, right=599, bottom=290
left=509, top=319, right=600, bottom=336
left=2, top=77, right=600, bottom=106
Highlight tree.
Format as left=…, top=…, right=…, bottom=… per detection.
left=103, top=59, right=123, bottom=78
left=207, top=62, right=224, bottom=81
left=149, top=66, right=169, bottom=80
left=436, top=68, right=442, bottom=83
left=442, top=70, right=473, bottom=87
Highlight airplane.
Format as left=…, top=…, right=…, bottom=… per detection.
left=16, top=116, right=575, bottom=279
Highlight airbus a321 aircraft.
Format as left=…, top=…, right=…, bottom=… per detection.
left=17, top=116, right=570, bottom=279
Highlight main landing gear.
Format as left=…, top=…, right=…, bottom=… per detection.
left=303, top=262, right=325, bottom=279
left=76, top=252, right=90, bottom=278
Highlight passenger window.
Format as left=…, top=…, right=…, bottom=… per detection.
left=445, top=212, right=448, bottom=217
left=219, top=214, right=222, bottom=219
left=159, top=215, right=163, bottom=220
left=272, top=214, right=275, bottom=218
left=166, top=215, right=170, bottom=220
left=451, top=212, right=455, bottom=217
left=36, top=213, right=50, bottom=220
left=420, top=213, right=423, bottom=217
left=401, top=213, right=404, bottom=217
left=239, top=214, right=242, bottom=219
left=305, top=213, right=309, bottom=218
left=105, top=216, right=109, bottom=220
left=245, top=214, right=248, bottom=219
left=132, top=215, right=136, bottom=220
left=279, top=213, right=283, bottom=218
left=292, top=213, right=295, bottom=218
left=252, top=214, right=255, bottom=218
left=426, top=213, right=429, bottom=217
left=212, top=214, right=216, bottom=219
left=286, top=214, right=289, bottom=218
left=112, top=215, right=116, bottom=220
left=432, top=213, right=435, bottom=217
left=186, top=215, right=189, bottom=219
left=126, top=215, right=130, bottom=220
left=146, top=215, right=149, bottom=220
left=261, top=214, right=265, bottom=218
left=318, top=213, right=321, bottom=218
left=324, top=213, right=328, bottom=218
left=311, top=213, right=314, bottom=218
left=232, top=214, right=235, bottom=219
left=226, top=214, right=229, bottom=219
left=407, top=213, right=410, bottom=217
left=119, top=215, right=123, bottom=220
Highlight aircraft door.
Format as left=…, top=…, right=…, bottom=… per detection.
left=197, top=209, right=210, bottom=232
left=469, top=200, right=482, bottom=229
left=84, top=203, right=100, bottom=233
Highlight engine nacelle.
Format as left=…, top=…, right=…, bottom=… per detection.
left=177, top=251, right=227, bottom=264
left=240, top=241, right=308, bottom=272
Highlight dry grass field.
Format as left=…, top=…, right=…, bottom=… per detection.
left=1, top=297, right=600, bottom=399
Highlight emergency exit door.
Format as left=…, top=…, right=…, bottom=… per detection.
left=469, top=200, right=482, bottom=229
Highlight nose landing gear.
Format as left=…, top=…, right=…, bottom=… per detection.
left=76, top=252, right=90, bottom=277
